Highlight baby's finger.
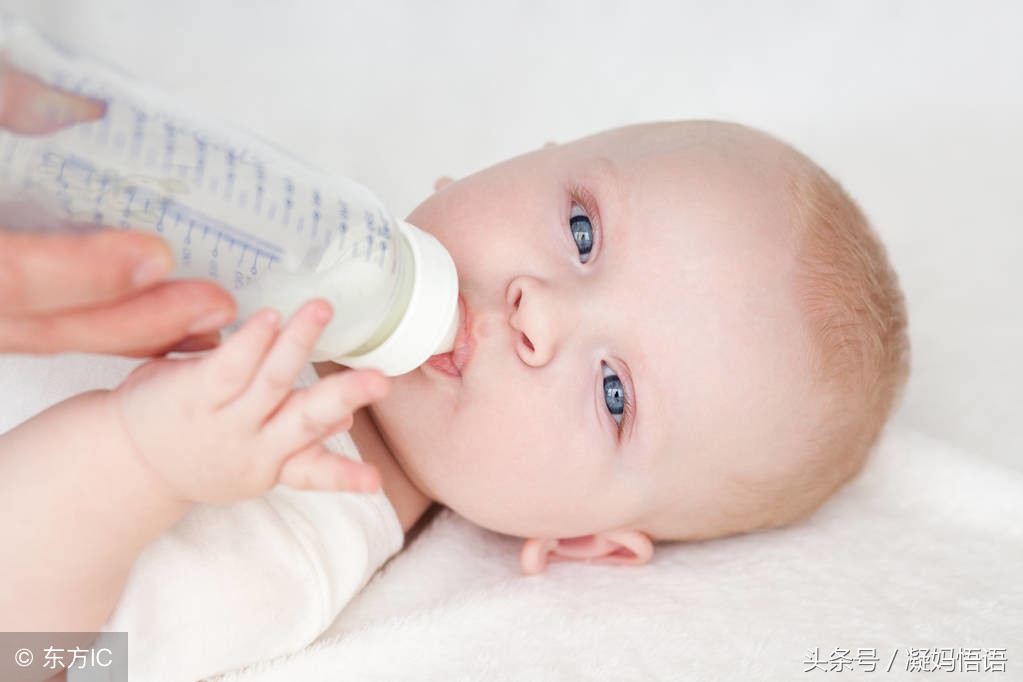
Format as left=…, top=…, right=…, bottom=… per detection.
left=278, top=444, right=381, bottom=493
left=231, top=299, right=333, bottom=420
left=201, top=308, right=280, bottom=408
left=257, top=368, right=387, bottom=456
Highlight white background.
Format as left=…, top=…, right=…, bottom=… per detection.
left=2, top=0, right=1021, bottom=469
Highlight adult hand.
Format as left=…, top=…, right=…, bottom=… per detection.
left=0, top=226, right=236, bottom=356
left=0, top=63, right=236, bottom=356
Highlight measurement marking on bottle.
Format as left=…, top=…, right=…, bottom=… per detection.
left=0, top=30, right=348, bottom=320
left=156, top=201, right=169, bottom=232
left=123, top=188, right=135, bottom=217
left=95, top=175, right=110, bottom=207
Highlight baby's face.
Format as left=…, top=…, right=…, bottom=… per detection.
left=370, top=122, right=817, bottom=541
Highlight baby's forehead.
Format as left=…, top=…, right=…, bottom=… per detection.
left=581, top=125, right=810, bottom=456
left=569, top=127, right=793, bottom=236
left=599, top=138, right=795, bottom=259
left=573, top=121, right=793, bottom=170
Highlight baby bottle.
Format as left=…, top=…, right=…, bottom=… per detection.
left=0, top=13, right=459, bottom=376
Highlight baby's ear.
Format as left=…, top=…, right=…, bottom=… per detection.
left=519, top=530, right=653, bottom=575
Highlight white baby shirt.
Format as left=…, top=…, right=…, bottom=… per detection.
left=71, top=364, right=404, bottom=682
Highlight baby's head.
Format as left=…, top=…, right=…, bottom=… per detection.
left=369, top=121, right=909, bottom=572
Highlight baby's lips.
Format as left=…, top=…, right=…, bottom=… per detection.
left=0, top=61, right=107, bottom=135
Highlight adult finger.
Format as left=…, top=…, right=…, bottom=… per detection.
left=0, top=228, right=179, bottom=316
left=278, top=444, right=381, bottom=493
left=0, top=279, right=237, bottom=356
left=0, top=63, right=107, bottom=135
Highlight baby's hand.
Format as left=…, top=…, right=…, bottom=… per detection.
left=109, top=299, right=387, bottom=505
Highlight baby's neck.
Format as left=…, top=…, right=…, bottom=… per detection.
left=312, top=362, right=432, bottom=534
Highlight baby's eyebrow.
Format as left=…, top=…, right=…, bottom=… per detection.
left=591, top=156, right=623, bottom=208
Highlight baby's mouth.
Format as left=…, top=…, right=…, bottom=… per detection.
left=423, top=295, right=471, bottom=378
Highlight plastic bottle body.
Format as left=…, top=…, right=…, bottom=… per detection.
left=0, top=13, right=458, bottom=375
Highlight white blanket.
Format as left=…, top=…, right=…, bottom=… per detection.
left=206, top=425, right=1023, bottom=682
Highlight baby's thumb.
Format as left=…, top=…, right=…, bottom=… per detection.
left=278, top=445, right=381, bottom=494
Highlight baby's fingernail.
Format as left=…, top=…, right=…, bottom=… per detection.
left=188, top=309, right=234, bottom=334
left=133, top=253, right=174, bottom=286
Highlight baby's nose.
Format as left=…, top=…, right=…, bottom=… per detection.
left=506, top=276, right=558, bottom=368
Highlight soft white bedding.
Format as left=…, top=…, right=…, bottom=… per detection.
left=219, top=425, right=1023, bottom=681
left=1, top=1, right=1020, bottom=679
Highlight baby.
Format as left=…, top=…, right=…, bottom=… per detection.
left=0, top=120, right=909, bottom=681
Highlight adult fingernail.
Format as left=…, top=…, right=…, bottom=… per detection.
left=188, top=309, right=234, bottom=334
left=169, top=334, right=220, bottom=354
left=133, top=254, right=174, bottom=287
left=33, top=88, right=101, bottom=119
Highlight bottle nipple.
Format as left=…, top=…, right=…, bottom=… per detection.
left=433, top=297, right=462, bottom=355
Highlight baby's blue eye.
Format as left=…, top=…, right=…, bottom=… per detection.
left=570, top=203, right=594, bottom=263
left=602, top=363, right=625, bottom=427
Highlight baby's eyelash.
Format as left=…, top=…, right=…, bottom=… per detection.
left=568, top=185, right=631, bottom=437
left=620, top=384, right=634, bottom=436
left=567, top=183, right=602, bottom=241
left=602, top=362, right=634, bottom=436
